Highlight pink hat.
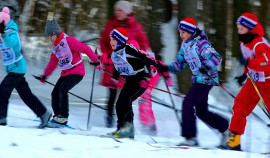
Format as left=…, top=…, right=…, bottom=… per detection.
left=0, top=7, right=10, bottom=26
left=178, top=17, right=197, bottom=34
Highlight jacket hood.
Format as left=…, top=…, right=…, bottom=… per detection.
left=249, top=22, right=264, bottom=37
left=111, top=13, right=137, bottom=27
left=5, top=19, right=18, bottom=32
left=186, top=28, right=208, bottom=43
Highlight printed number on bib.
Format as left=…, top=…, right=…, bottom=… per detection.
left=248, top=69, right=265, bottom=82
left=117, top=66, right=129, bottom=74
left=189, top=62, right=198, bottom=70
left=60, top=58, right=70, bottom=66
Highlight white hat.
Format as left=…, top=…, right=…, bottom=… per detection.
left=114, top=1, right=133, bottom=15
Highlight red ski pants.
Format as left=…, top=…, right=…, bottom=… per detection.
left=229, top=79, right=270, bottom=134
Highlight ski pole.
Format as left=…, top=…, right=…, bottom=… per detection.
left=204, top=71, right=270, bottom=119
left=32, top=75, right=107, bottom=111
left=162, top=74, right=182, bottom=127
left=203, top=72, right=236, bottom=98
left=150, top=86, right=185, bottom=98
left=245, top=67, right=270, bottom=119
left=100, top=67, right=184, bottom=98
left=142, top=91, right=182, bottom=112
left=87, top=48, right=98, bottom=130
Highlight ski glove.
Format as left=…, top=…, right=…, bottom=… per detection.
left=106, top=78, right=118, bottom=89
left=164, top=76, right=173, bottom=87
left=199, top=65, right=210, bottom=74
left=239, top=54, right=248, bottom=67
left=156, top=60, right=170, bottom=73
left=95, top=65, right=103, bottom=71
left=89, top=61, right=100, bottom=66
left=166, top=77, right=173, bottom=87
left=235, top=73, right=247, bottom=86
left=89, top=61, right=103, bottom=71
left=139, top=79, right=149, bottom=89
left=100, top=54, right=113, bottom=66
left=39, top=75, right=47, bottom=84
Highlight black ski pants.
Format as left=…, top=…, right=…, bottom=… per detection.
left=0, top=73, right=46, bottom=118
left=51, top=74, right=83, bottom=118
left=116, top=77, right=146, bottom=129
left=107, top=88, right=118, bottom=117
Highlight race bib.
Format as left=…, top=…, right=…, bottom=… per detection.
left=248, top=69, right=265, bottom=82
left=52, top=35, right=81, bottom=70
left=0, top=36, right=17, bottom=66
left=111, top=48, right=137, bottom=76
left=183, top=43, right=201, bottom=75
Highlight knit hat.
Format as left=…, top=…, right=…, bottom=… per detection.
left=237, top=12, right=258, bottom=30
left=114, top=0, right=133, bottom=15
left=178, top=17, right=197, bottom=34
left=0, top=7, right=10, bottom=26
left=110, top=27, right=128, bottom=45
left=45, top=19, right=61, bottom=36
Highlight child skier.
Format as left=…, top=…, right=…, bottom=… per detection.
left=220, top=13, right=270, bottom=151
left=155, top=17, right=229, bottom=146
left=107, top=27, right=156, bottom=138
left=127, top=40, right=173, bottom=135
left=99, top=0, right=150, bottom=128
left=0, top=7, right=51, bottom=128
left=39, top=19, right=98, bottom=125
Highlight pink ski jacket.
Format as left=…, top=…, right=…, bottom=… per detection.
left=44, top=32, right=98, bottom=77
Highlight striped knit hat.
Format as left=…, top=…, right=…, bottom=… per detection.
left=178, top=17, right=197, bottom=34
left=236, top=13, right=258, bottom=30
left=110, top=27, right=128, bottom=45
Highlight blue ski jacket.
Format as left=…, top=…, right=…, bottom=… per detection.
left=2, top=19, right=26, bottom=74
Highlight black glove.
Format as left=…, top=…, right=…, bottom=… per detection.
left=239, top=54, right=248, bottom=67
left=235, top=73, right=247, bottom=86
left=89, top=61, right=100, bottom=66
left=199, top=65, right=210, bottom=74
left=156, top=60, right=170, bottom=73
left=0, top=21, right=5, bottom=33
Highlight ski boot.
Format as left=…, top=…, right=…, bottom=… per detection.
left=51, top=115, right=68, bottom=125
left=107, top=129, right=118, bottom=136
left=218, top=132, right=241, bottom=151
left=219, top=130, right=230, bottom=146
left=115, top=122, right=134, bottom=139
left=177, top=137, right=199, bottom=146
left=39, top=110, right=52, bottom=128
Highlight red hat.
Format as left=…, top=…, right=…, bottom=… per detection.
left=237, top=12, right=258, bottom=30
left=178, top=17, right=197, bottom=34
left=237, top=12, right=264, bottom=37
left=110, top=27, right=128, bottom=45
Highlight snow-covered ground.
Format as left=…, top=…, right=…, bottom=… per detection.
left=0, top=14, right=269, bottom=158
